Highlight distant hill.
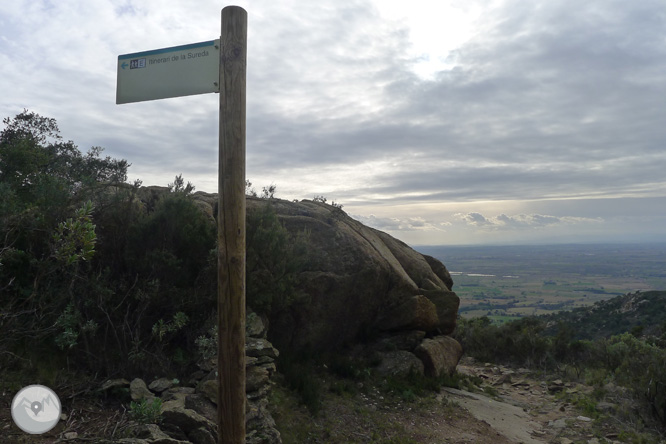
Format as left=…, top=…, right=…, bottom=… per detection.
left=542, top=290, right=666, bottom=340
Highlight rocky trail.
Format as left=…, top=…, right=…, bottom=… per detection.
left=439, top=357, right=627, bottom=444
left=270, top=355, right=650, bottom=444
left=1, top=355, right=660, bottom=443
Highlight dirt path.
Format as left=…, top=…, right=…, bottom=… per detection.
left=441, top=386, right=546, bottom=444
left=447, top=357, right=624, bottom=444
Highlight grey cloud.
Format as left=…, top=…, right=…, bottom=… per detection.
left=454, top=212, right=603, bottom=230
left=353, top=214, right=450, bottom=232
left=245, top=0, right=666, bottom=209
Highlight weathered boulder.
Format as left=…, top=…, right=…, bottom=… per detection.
left=130, top=378, right=155, bottom=401
left=159, top=403, right=216, bottom=436
left=414, top=336, right=463, bottom=377
left=188, top=427, right=217, bottom=444
left=244, top=197, right=459, bottom=353
left=136, top=190, right=460, bottom=357
left=149, top=377, right=174, bottom=393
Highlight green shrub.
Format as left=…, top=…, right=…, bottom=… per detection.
left=128, top=398, right=163, bottom=424
left=246, top=203, right=308, bottom=315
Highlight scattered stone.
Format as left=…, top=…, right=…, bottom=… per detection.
left=188, top=426, right=217, bottom=444
left=184, top=393, right=217, bottom=423
left=493, top=373, right=513, bottom=385
left=160, top=405, right=216, bottom=435
left=64, top=431, right=78, bottom=439
left=149, top=377, right=174, bottom=393
left=130, top=378, right=155, bottom=401
left=99, top=378, right=130, bottom=392
left=132, top=423, right=172, bottom=440
left=596, top=401, right=617, bottom=413
left=577, top=415, right=592, bottom=422
left=198, top=379, right=218, bottom=405
left=246, top=338, right=279, bottom=359
left=247, top=365, right=271, bottom=393
left=158, top=422, right=190, bottom=441
left=549, top=418, right=568, bottom=429
left=246, top=311, right=266, bottom=338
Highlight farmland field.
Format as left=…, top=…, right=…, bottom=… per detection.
left=416, top=243, right=666, bottom=322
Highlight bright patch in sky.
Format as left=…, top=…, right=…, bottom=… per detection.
left=372, top=0, right=482, bottom=79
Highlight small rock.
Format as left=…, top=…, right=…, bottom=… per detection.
left=185, top=394, right=217, bottom=422
left=246, top=365, right=270, bottom=393
left=100, top=378, right=130, bottom=392
left=189, top=426, right=217, bottom=444
left=548, top=418, right=567, bottom=429
left=198, top=379, right=218, bottom=405
left=132, top=423, right=172, bottom=440
left=160, top=405, right=216, bottom=435
left=246, top=311, right=266, bottom=338
left=493, top=373, right=512, bottom=385
left=596, top=401, right=617, bottom=413
left=130, top=378, right=155, bottom=401
left=64, top=431, right=78, bottom=439
left=245, top=338, right=279, bottom=359
left=577, top=415, right=592, bottom=422
left=149, top=377, right=174, bottom=393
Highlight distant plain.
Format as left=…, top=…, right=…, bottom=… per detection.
left=417, top=243, right=666, bottom=322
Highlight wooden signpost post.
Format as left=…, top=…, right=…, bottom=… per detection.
left=217, top=6, right=247, bottom=444
left=117, top=6, right=248, bottom=443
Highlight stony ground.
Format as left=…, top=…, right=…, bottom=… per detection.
left=2, top=357, right=665, bottom=443
left=271, top=357, right=666, bottom=444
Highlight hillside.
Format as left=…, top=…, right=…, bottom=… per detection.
left=542, top=290, right=666, bottom=340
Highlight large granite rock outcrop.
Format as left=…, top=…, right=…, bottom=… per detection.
left=252, top=198, right=459, bottom=352
left=189, top=193, right=459, bottom=353
left=135, top=188, right=461, bottom=374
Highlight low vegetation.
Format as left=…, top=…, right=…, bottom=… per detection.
left=0, top=111, right=305, bottom=381
left=455, top=295, right=666, bottom=433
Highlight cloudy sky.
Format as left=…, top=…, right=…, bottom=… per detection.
left=2, top=0, right=666, bottom=246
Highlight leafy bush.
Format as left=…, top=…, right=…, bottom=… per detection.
left=0, top=111, right=129, bottom=368
left=0, top=112, right=219, bottom=377
left=246, top=202, right=308, bottom=315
